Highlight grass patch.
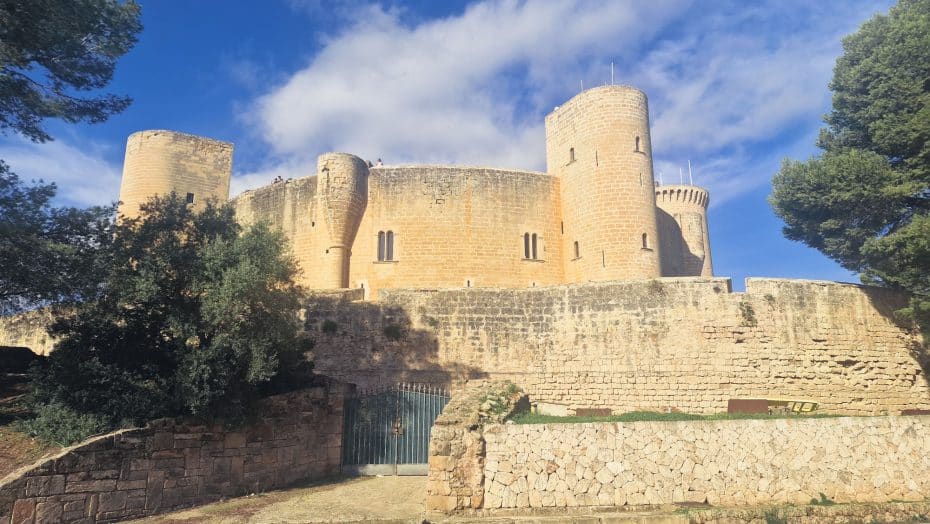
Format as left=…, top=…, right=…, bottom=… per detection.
left=510, top=410, right=844, bottom=424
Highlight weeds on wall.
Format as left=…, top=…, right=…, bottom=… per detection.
left=763, top=507, right=787, bottom=524
left=810, top=493, right=835, bottom=506
left=739, top=300, right=758, bottom=327
left=382, top=323, right=405, bottom=341
left=321, top=319, right=338, bottom=334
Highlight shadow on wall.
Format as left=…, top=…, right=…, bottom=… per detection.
left=656, top=208, right=703, bottom=277
left=302, top=293, right=487, bottom=389
left=863, top=286, right=930, bottom=388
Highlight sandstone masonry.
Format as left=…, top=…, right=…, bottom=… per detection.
left=305, top=277, right=929, bottom=416
left=0, top=384, right=348, bottom=524
left=112, top=85, right=714, bottom=299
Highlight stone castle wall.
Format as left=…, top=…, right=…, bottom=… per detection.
left=118, top=131, right=232, bottom=219
left=0, top=385, right=348, bottom=524
left=306, top=277, right=929, bottom=415
left=480, top=416, right=930, bottom=510
left=351, top=166, right=564, bottom=297
left=233, top=166, right=565, bottom=299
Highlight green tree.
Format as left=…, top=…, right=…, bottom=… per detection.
left=0, top=0, right=142, bottom=312
left=29, top=195, right=313, bottom=437
left=770, top=0, right=930, bottom=331
left=0, top=0, right=142, bottom=142
left=0, top=162, right=114, bottom=313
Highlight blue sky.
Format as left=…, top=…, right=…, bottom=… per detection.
left=0, top=0, right=896, bottom=289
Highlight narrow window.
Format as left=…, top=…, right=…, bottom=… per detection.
left=185, top=192, right=195, bottom=204
left=569, top=147, right=575, bottom=163
left=386, top=231, right=394, bottom=261
left=574, top=241, right=580, bottom=259
left=523, top=233, right=530, bottom=259
left=560, top=221, right=564, bottom=235
left=642, top=233, right=649, bottom=249
left=466, top=279, right=471, bottom=287
left=634, top=136, right=641, bottom=152
left=377, top=231, right=386, bottom=261
left=531, top=233, right=538, bottom=260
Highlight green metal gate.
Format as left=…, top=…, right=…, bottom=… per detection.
left=341, top=383, right=450, bottom=476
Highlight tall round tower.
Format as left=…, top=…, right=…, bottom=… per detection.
left=117, top=130, right=233, bottom=219
left=547, top=86, right=660, bottom=282
left=655, top=185, right=713, bottom=277
left=316, top=153, right=369, bottom=288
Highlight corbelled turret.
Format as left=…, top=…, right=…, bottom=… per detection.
left=316, top=153, right=369, bottom=288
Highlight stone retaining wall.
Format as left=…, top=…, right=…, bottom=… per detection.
left=0, top=383, right=349, bottom=523
left=481, top=416, right=930, bottom=510
left=306, top=278, right=930, bottom=416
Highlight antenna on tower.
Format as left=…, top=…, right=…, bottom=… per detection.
left=659, top=172, right=663, bottom=185
left=580, top=79, right=584, bottom=91
left=679, top=167, right=683, bottom=185
left=688, top=160, right=694, bottom=185
left=611, top=62, right=614, bottom=85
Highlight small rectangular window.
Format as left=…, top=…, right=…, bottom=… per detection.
left=185, top=192, right=195, bottom=204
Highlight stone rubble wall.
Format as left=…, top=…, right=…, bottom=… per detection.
left=426, top=381, right=526, bottom=512
left=307, top=277, right=930, bottom=416
left=0, top=383, right=349, bottom=524
left=481, top=416, right=930, bottom=510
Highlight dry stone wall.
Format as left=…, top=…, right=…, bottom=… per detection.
left=0, top=384, right=348, bottom=524
left=482, top=416, right=930, bottom=509
left=307, top=277, right=929, bottom=415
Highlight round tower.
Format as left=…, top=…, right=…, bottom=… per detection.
left=655, top=185, right=713, bottom=277
left=118, top=130, right=233, bottom=219
left=316, top=153, right=369, bottom=288
left=547, top=86, right=660, bottom=282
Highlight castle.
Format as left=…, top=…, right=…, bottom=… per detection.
left=4, top=84, right=927, bottom=417
left=117, top=85, right=712, bottom=298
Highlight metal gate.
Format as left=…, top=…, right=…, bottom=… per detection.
left=341, top=383, right=450, bottom=476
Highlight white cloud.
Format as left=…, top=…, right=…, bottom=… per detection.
left=238, top=0, right=892, bottom=205
left=0, top=138, right=121, bottom=208
left=244, top=0, right=687, bottom=173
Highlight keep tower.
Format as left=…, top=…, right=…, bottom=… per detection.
left=316, top=153, right=369, bottom=288
left=547, top=86, right=661, bottom=282
left=117, top=130, right=233, bottom=219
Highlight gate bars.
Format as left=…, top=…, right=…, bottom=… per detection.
left=341, top=383, right=450, bottom=476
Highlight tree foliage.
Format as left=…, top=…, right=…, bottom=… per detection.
left=770, top=0, right=930, bottom=330
left=0, top=0, right=142, bottom=142
left=31, top=195, right=313, bottom=429
left=0, top=161, right=114, bottom=314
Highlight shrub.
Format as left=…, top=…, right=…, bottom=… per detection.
left=30, top=195, right=313, bottom=430
left=15, top=402, right=111, bottom=446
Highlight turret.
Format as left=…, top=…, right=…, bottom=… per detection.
left=317, top=153, right=369, bottom=288
left=655, top=185, right=713, bottom=277
left=547, top=86, right=661, bottom=282
left=117, top=130, right=232, bottom=219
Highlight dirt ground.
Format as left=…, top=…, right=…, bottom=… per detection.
left=132, top=476, right=429, bottom=524
left=0, top=374, right=59, bottom=480
left=129, top=475, right=930, bottom=524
